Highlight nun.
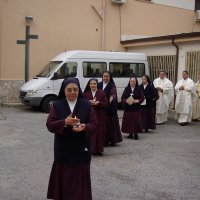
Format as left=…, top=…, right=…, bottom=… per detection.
left=83, top=78, right=108, bottom=156
left=140, top=75, right=156, bottom=132
left=46, top=77, right=97, bottom=200
left=98, top=71, right=122, bottom=146
left=121, top=77, right=144, bottom=140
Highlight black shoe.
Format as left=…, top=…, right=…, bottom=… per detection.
left=104, top=143, right=109, bottom=147
left=179, top=122, right=188, bottom=126
left=110, top=143, right=116, bottom=146
left=133, top=133, right=139, bottom=140
left=127, top=134, right=133, bottom=139
left=145, top=129, right=148, bottom=133
left=192, top=119, right=199, bottom=122
left=97, top=152, right=103, bottom=156
left=156, top=122, right=164, bottom=125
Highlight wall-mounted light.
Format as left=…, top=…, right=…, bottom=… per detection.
left=25, top=16, right=33, bottom=22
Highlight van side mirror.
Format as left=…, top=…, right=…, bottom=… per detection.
left=52, top=72, right=58, bottom=80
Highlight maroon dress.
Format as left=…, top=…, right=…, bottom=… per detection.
left=121, top=85, right=144, bottom=134
left=98, top=81, right=123, bottom=145
left=83, top=90, right=108, bottom=154
left=46, top=98, right=97, bottom=200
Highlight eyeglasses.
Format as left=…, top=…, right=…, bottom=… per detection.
left=66, top=88, right=79, bottom=93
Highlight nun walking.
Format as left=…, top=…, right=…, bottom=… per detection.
left=98, top=71, right=122, bottom=146
left=140, top=75, right=156, bottom=132
left=46, top=77, right=97, bottom=200
left=121, top=77, right=144, bottom=140
left=83, top=78, right=108, bottom=156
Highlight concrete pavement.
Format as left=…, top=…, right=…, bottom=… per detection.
left=0, top=105, right=200, bottom=200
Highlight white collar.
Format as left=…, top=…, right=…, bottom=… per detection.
left=91, top=90, right=97, bottom=98
left=66, top=98, right=77, bottom=113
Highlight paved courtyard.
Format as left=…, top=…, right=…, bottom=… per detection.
left=0, top=105, right=200, bottom=200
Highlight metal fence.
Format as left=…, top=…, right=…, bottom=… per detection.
left=147, top=55, right=176, bottom=84
left=186, top=51, right=200, bottom=82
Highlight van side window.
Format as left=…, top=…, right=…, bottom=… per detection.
left=83, top=62, right=107, bottom=77
left=56, top=62, right=77, bottom=79
left=109, top=62, right=145, bottom=77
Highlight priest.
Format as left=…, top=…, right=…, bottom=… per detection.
left=175, top=70, right=195, bottom=126
left=153, top=70, right=174, bottom=124
left=192, top=74, right=200, bottom=121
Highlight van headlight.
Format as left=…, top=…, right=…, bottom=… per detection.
left=26, top=90, right=38, bottom=96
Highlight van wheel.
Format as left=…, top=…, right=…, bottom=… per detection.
left=42, top=96, right=57, bottom=113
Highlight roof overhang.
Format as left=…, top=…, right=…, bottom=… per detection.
left=120, top=32, right=200, bottom=48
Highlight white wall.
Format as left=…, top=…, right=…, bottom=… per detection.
left=152, top=0, right=195, bottom=11
left=128, top=43, right=176, bottom=56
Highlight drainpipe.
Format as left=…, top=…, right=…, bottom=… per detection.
left=102, top=0, right=106, bottom=51
left=172, top=38, right=179, bottom=109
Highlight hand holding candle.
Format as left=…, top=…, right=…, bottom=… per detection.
left=73, top=123, right=86, bottom=132
left=65, top=114, right=80, bottom=126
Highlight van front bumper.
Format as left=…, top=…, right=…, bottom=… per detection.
left=20, top=96, right=43, bottom=107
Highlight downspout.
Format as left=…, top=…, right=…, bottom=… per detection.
left=172, top=38, right=179, bottom=109
left=102, top=0, right=106, bottom=51
left=119, top=4, right=122, bottom=45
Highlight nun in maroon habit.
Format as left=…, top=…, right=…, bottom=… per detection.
left=98, top=71, right=122, bottom=146
left=46, top=77, right=97, bottom=200
left=121, top=77, right=144, bottom=140
left=139, top=75, right=156, bottom=132
left=83, top=78, right=108, bottom=156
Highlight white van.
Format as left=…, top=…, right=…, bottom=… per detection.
left=20, top=50, right=149, bottom=112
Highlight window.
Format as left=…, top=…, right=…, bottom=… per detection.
left=83, top=62, right=107, bottom=77
left=36, top=61, right=62, bottom=78
left=195, top=0, right=200, bottom=11
left=186, top=51, right=200, bottom=81
left=147, top=55, right=176, bottom=84
left=56, top=62, right=77, bottom=79
left=109, top=62, right=145, bottom=78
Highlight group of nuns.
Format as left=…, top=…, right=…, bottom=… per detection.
left=46, top=71, right=157, bottom=200
left=84, top=71, right=157, bottom=155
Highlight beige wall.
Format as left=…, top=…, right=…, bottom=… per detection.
left=0, top=0, right=199, bottom=81
left=120, top=1, right=199, bottom=36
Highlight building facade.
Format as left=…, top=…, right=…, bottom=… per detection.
left=0, top=0, right=200, bottom=103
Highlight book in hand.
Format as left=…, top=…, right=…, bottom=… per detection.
left=141, top=99, right=146, bottom=105
left=126, top=96, right=135, bottom=105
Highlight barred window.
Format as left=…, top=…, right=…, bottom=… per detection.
left=147, top=55, right=176, bottom=84
left=186, top=51, right=200, bottom=81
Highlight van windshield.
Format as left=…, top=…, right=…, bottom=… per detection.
left=36, top=61, right=62, bottom=78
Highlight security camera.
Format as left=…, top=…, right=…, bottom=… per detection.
left=25, top=16, right=33, bottom=22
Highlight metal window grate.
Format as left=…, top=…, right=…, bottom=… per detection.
left=186, top=51, right=200, bottom=81
left=147, top=55, right=176, bottom=84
